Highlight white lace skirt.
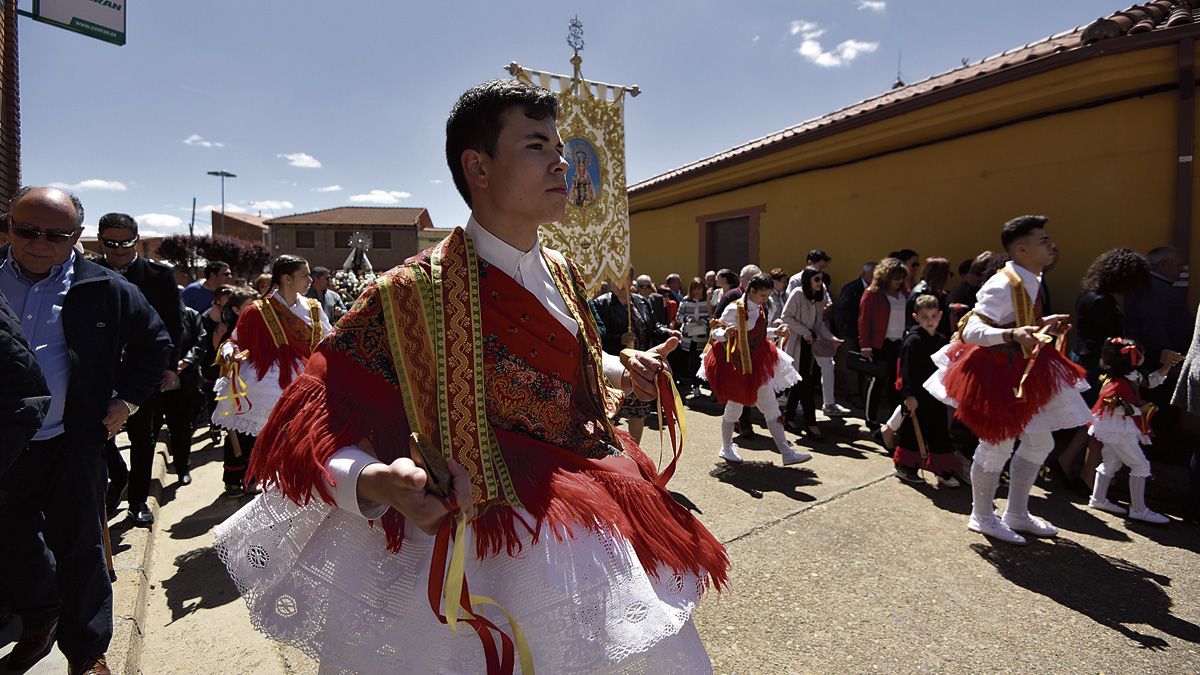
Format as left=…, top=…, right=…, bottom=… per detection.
left=214, top=491, right=712, bottom=674
left=1089, top=413, right=1152, bottom=445
left=211, top=364, right=286, bottom=436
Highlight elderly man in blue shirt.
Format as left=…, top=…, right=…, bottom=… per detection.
left=0, top=186, right=171, bottom=675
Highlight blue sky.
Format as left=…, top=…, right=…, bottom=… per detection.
left=16, top=0, right=1124, bottom=238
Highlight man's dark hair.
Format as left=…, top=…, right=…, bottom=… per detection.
left=97, top=212, right=138, bottom=235
left=716, top=268, right=739, bottom=288
left=310, top=266, right=330, bottom=279
left=1000, top=215, right=1049, bottom=252
left=445, top=79, right=559, bottom=208
left=746, top=272, right=774, bottom=293
left=888, top=248, right=919, bottom=263
left=204, top=260, right=231, bottom=279
left=807, top=249, right=831, bottom=264
left=10, top=185, right=85, bottom=228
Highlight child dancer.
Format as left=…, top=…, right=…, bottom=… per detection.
left=893, top=295, right=961, bottom=485
left=704, top=273, right=812, bottom=465
left=1088, top=337, right=1183, bottom=523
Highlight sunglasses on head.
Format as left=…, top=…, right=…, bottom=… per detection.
left=101, top=236, right=139, bottom=249
left=10, top=224, right=76, bottom=244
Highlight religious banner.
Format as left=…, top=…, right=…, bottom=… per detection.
left=506, top=18, right=638, bottom=295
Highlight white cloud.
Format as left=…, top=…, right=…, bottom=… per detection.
left=249, top=200, right=294, bottom=211
left=752, top=35, right=761, bottom=43
left=858, top=0, right=886, bottom=12
left=428, top=179, right=444, bottom=184
left=200, top=202, right=249, bottom=215
left=278, top=152, right=322, bottom=169
left=183, top=134, right=225, bottom=148
left=790, top=20, right=824, bottom=40
left=348, top=189, right=411, bottom=205
left=791, top=20, right=878, bottom=67
left=314, top=184, right=343, bottom=192
left=135, top=212, right=188, bottom=237
left=48, top=179, right=127, bottom=191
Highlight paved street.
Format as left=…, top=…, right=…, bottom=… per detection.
left=10, top=398, right=1197, bottom=674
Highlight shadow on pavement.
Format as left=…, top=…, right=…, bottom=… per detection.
left=108, top=517, right=136, bottom=554
left=709, top=461, right=820, bottom=501
left=1025, top=495, right=1132, bottom=543
left=170, top=494, right=249, bottom=541
left=162, top=547, right=240, bottom=623
left=972, top=537, right=1200, bottom=648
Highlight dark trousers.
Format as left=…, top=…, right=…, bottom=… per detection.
left=0, top=435, right=112, bottom=660
left=223, top=431, right=257, bottom=486
left=785, top=341, right=819, bottom=426
left=863, top=339, right=901, bottom=424
left=105, top=391, right=160, bottom=508
left=160, top=382, right=201, bottom=473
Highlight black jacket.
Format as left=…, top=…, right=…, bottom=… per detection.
left=0, top=292, right=49, bottom=474
left=836, top=277, right=868, bottom=342
left=99, top=255, right=183, bottom=366
left=0, top=245, right=173, bottom=449
left=591, top=292, right=670, bottom=355
left=176, top=306, right=208, bottom=391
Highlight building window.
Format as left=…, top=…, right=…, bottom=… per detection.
left=295, top=230, right=315, bottom=249
left=373, top=231, right=391, bottom=249
left=334, top=232, right=352, bottom=249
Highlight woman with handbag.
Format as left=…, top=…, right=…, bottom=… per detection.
left=782, top=266, right=844, bottom=435
left=858, top=257, right=909, bottom=424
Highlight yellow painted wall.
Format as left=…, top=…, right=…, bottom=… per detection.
left=632, top=46, right=1195, bottom=311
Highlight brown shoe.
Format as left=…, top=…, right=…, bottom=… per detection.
left=68, top=654, right=111, bottom=675
left=1, top=614, right=58, bottom=670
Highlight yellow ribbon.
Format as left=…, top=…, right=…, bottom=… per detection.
left=213, top=345, right=252, bottom=415
left=443, top=512, right=534, bottom=674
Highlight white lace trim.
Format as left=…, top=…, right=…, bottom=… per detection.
left=214, top=491, right=711, bottom=673
left=210, top=363, right=289, bottom=436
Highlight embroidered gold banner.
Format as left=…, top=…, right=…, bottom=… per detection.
left=507, top=58, right=636, bottom=296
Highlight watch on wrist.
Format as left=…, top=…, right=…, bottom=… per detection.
left=119, top=399, right=140, bottom=416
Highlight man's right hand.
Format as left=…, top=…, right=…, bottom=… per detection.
left=357, top=455, right=476, bottom=535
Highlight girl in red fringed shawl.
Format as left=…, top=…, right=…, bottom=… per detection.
left=1088, top=337, right=1183, bottom=524
left=703, top=272, right=811, bottom=466
left=211, top=255, right=331, bottom=496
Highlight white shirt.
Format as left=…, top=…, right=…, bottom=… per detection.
left=711, top=298, right=782, bottom=342
left=962, top=261, right=1041, bottom=347
left=885, top=292, right=907, bottom=341
left=327, top=217, right=628, bottom=518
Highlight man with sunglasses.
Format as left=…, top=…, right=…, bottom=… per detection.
left=96, top=213, right=184, bottom=526
left=0, top=186, right=171, bottom=675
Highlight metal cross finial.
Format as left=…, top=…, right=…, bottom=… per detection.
left=567, top=15, right=584, bottom=56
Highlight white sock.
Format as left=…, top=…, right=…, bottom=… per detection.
left=970, top=461, right=1001, bottom=522
left=1004, top=456, right=1041, bottom=518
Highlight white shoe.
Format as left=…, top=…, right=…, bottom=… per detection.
left=1002, top=512, right=1059, bottom=538
left=938, top=475, right=961, bottom=488
left=719, top=445, right=744, bottom=463
left=968, top=514, right=1026, bottom=545
left=822, top=403, right=851, bottom=417
left=1088, top=498, right=1128, bottom=515
left=781, top=445, right=812, bottom=466
left=1128, top=507, right=1170, bottom=525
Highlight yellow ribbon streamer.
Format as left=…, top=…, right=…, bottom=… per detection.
left=213, top=346, right=252, bottom=416
left=442, top=512, right=534, bottom=673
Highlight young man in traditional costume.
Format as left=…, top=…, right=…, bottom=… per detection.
left=214, top=79, right=727, bottom=673
left=925, top=215, right=1091, bottom=545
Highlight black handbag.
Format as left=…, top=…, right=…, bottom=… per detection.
left=846, top=350, right=888, bottom=379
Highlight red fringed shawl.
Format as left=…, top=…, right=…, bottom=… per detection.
left=1092, top=376, right=1155, bottom=435
left=232, top=295, right=323, bottom=390
left=247, top=228, right=728, bottom=590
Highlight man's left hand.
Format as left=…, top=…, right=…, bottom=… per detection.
left=103, top=399, right=131, bottom=439
left=624, top=337, right=679, bottom=401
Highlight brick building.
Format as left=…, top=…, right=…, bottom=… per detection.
left=266, top=206, right=435, bottom=271
left=210, top=210, right=269, bottom=245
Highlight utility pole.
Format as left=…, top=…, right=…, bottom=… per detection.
left=206, top=170, right=236, bottom=236
left=188, top=197, right=196, bottom=280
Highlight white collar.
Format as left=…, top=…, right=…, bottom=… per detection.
left=273, top=289, right=306, bottom=309
left=464, top=215, right=541, bottom=279
left=1006, top=261, right=1043, bottom=301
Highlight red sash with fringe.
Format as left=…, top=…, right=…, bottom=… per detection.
left=248, top=227, right=727, bottom=579
left=231, top=295, right=322, bottom=389
left=1092, top=376, right=1155, bottom=435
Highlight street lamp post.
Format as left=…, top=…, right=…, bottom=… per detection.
left=206, top=170, right=237, bottom=236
